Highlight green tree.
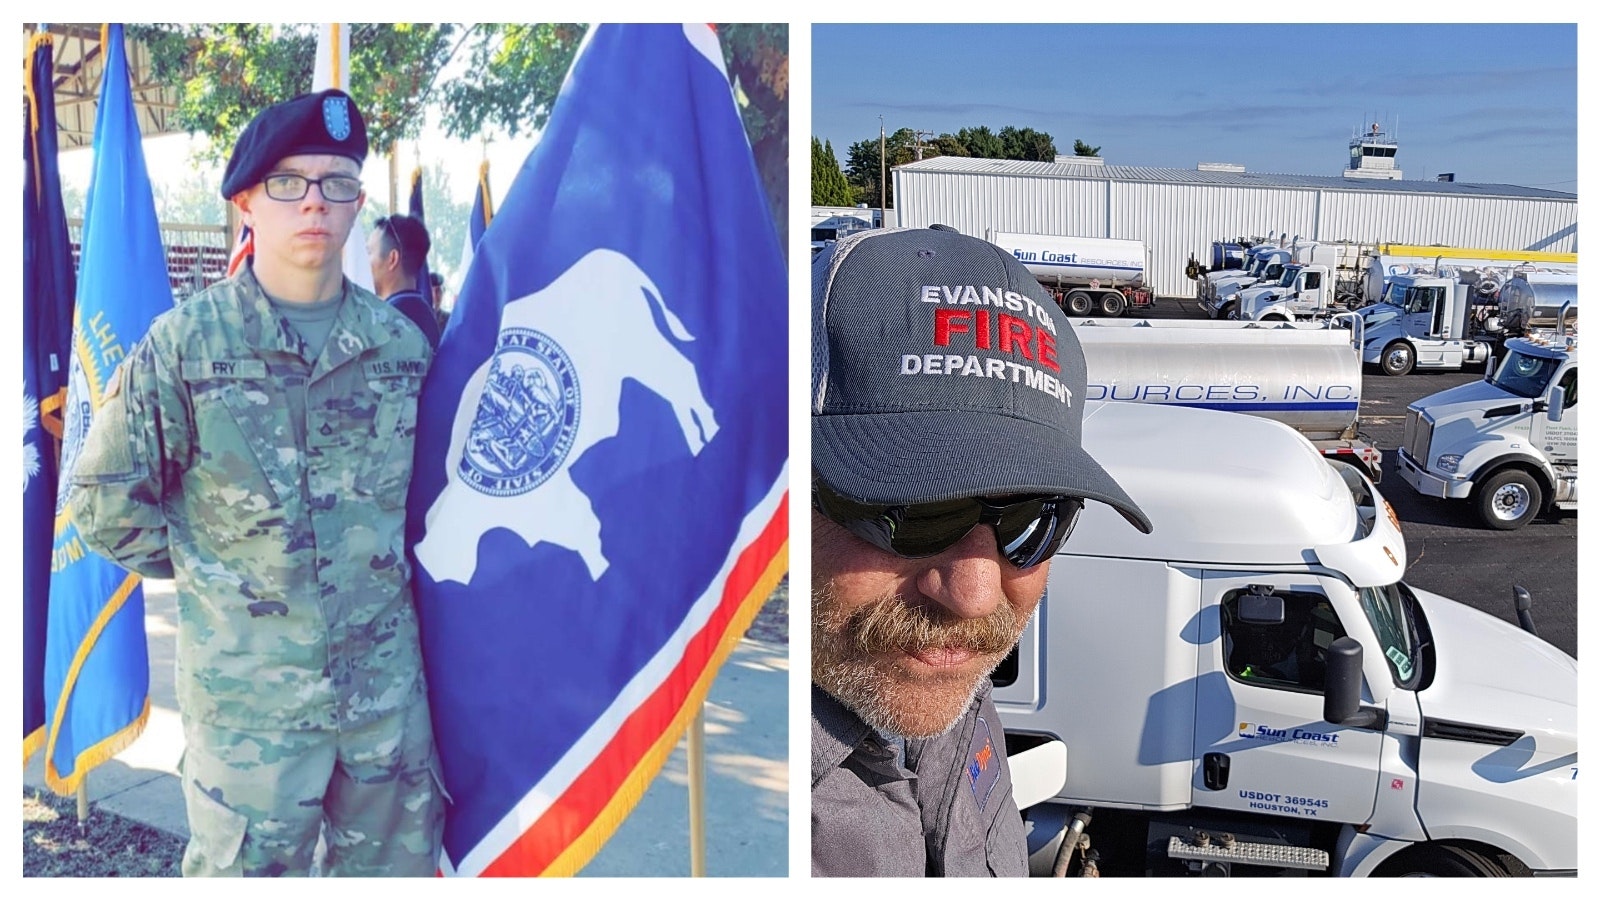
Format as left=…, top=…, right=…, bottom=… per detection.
left=718, top=23, right=788, bottom=243
left=844, top=127, right=917, bottom=210
left=954, top=126, right=1003, bottom=159
left=1072, top=139, right=1102, bottom=158
left=930, top=134, right=970, bottom=158
left=127, top=23, right=787, bottom=246
left=811, top=137, right=854, bottom=206
left=130, top=24, right=465, bottom=158
left=999, top=126, right=1056, bottom=161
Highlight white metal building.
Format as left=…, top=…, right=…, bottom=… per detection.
left=890, top=156, right=1577, bottom=298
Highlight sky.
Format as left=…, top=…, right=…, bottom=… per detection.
left=812, top=23, right=1577, bottom=191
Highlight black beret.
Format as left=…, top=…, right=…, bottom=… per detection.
left=220, top=88, right=368, bottom=199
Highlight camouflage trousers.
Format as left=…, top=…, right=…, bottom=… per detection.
left=178, top=698, right=444, bottom=877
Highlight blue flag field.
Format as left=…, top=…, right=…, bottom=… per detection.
left=42, top=23, right=173, bottom=794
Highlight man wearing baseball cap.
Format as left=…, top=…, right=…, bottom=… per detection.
left=70, top=89, right=440, bottom=876
left=811, top=225, right=1151, bottom=877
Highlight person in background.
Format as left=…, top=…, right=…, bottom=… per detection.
left=368, top=212, right=441, bottom=349
left=427, top=271, right=450, bottom=333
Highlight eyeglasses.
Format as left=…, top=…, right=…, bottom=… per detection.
left=813, top=478, right=1083, bottom=570
left=262, top=173, right=364, bottom=203
left=377, top=216, right=403, bottom=256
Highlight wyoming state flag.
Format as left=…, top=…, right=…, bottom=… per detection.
left=406, top=25, right=788, bottom=876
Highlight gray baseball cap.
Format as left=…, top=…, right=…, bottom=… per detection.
left=812, top=225, right=1152, bottom=534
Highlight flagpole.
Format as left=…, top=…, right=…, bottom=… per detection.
left=688, top=709, right=706, bottom=876
left=77, top=781, right=89, bottom=834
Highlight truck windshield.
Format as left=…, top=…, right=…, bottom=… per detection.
left=1489, top=349, right=1561, bottom=399
left=1379, top=281, right=1407, bottom=308
left=1357, top=582, right=1424, bottom=689
left=1276, top=265, right=1300, bottom=287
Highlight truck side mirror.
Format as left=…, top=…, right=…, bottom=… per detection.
left=1547, top=387, right=1566, bottom=423
left=1484, top=353, right=1496, bottom=382
left=1322, top=637, right=1384, bottom=730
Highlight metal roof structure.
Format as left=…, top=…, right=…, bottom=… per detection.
left=23, top=23, right=188, bottom=150
left=897, top=156, right=1576, bottom=203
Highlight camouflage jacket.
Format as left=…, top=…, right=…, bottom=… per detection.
left=69, top=266, right=432, bottom=731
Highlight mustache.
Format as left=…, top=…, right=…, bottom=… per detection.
left=841, top=593, right=1020, bottom=657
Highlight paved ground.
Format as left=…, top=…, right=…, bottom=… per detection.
left=24, top=579, right=789, bottom=877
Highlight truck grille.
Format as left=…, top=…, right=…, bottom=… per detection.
left=1404, top=409, right=1433, bottom=465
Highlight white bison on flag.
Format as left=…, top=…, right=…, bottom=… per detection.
left=415, top=249, right=719, bottom=583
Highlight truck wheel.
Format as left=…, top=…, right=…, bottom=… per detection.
left=1260, top=314, right=1289, bottom=322
left=1220, top=302, right=1238, bottom=320
left=1474, top=469, right=1543, bottom=531
left=1380, top=342, right=1415, bottom=376
left=1097, top=292, right=1127, bottom=317
left=1379, top=845, right=1511, bottom=877
left=1064, top=291, right=1094, bottom=316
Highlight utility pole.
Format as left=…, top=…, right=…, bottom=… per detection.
left=879, top=115, right=887, bottom=217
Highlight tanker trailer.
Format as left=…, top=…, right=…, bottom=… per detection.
left=986, top=230, right=1153, bottom=317
left=1070, top=313, right=1382, bottom=481
left=1497, top=272, right=1578, bottom=335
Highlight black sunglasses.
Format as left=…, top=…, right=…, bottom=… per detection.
left=813, top=478, right=1083, bottom=570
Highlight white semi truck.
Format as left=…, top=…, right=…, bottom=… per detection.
left=1363, top=271, right=1577, bottom=376
left=998, top=401, right=1576, bottom=877
left=1395, top=307, right=1577, bottom=530
left=1191, top=234, right=1287, bottom=315
left=1199, top=244, right=1293, bottom=318
left=1234, top=262, right=1342, bottom=322
left=1071, top=314, right=1382, bottom=481
left=1216, top=245, right=1577, bottom=323
left=986, top=230, right=1153, bottom=317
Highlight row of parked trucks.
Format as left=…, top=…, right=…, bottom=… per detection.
left=957, top=233, right=1576, bottom=876
left=982, top=229, right=1578, bottom=532
left=1189, top=234, right=1577, bottom=373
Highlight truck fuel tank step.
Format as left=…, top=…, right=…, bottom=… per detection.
left=1166, top=833, right=1329, bottom=871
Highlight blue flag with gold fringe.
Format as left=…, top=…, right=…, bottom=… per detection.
left=407, top=24, right=787, bottom=875
left=43, top=23, right=170, bottom=794
left=24, top=29, right=78, bottom=766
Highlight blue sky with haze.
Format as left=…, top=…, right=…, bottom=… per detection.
left=812, top=23, right=1576, bottom=191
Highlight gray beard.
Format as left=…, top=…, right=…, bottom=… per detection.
left=812, top=652, right=997, bottom=740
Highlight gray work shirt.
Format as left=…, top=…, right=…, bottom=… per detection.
left=811, top=681, right=1029, bottom=877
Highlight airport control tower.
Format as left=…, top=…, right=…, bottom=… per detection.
left=1344, top=122, right=1404, bottom=180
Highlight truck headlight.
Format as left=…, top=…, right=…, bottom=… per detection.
left=1436, top=454, right=1462, bottom=473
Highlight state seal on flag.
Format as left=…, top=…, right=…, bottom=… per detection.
left=459, top=327, right=581, bottom=498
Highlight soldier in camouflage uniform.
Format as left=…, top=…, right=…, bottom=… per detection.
left=69, top=89, right=443, bottom=876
